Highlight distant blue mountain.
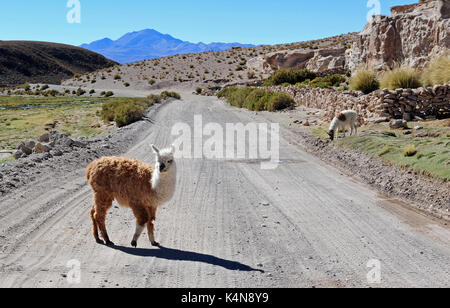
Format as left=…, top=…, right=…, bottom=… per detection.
left=80, top=29, right=255, bottom=64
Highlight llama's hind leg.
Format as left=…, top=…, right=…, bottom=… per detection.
left=90, top=207, right=103, bottom=244
left=147, top=207, right=159, bottom=246
left=94, top=193, right=114, bottom=246
left=130, top=206, right=148, bottom=248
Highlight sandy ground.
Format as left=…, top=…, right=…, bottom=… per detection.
left=1, top=92, right=449, bottom=288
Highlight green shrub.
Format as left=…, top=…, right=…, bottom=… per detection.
left=76, top=88, right=86, bottom=96
left=246, top=88, right=271, bottom=111
left=113, top=102, right=147, bottom=128
left=266, top=92, right=295, bottom=111
left=217, top=87, right=295, bottom=112
left=349, top=70, right=379, bottom=94
left=101, top=100, right=147, bottom=127
left=146, top=94, right=162, bottom=104
left=422, top=54, right=450, bottom=86
left=380, top=67, right=421, bottom=90
left=263, top=68, right=317, bottom=86
left=403, top=144, right=418, bottom=157
left=100, top=92, right=180, bottom=127
left=160, top=91, right=181, bottom=100
left=322, top=74, right=346, bottom=86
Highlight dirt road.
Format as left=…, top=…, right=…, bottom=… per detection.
left=0, top=93, right=449, bottom=288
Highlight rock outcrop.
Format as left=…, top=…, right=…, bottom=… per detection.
left=264, top=47, right=348, bottom=74
left=348, top=0, right=450, bottom=71
left=264, top=1, right=449, bottom=74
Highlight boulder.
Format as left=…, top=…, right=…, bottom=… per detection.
left=50, top=132, right=73, bottom=147
left=25, top=140, right=36, bottom=149
left=34, top=143, right=51, bottom=153
left=389, top=119, right=409, bottom=129
left=17, top=141, right=25, bottom=150
left=38, top=133, right=50, bottom=143
left=367, top=117, right=389, bottom=124
left=18, top=144, right=32, bottom=156
left=13, top=150, right=24, bottom=159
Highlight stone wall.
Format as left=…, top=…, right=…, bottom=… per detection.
left=262, top=85, right=450, bottom=123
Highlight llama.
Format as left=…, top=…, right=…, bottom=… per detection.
left=86, top=145, right=176, bottom=248
left=328, top=110, right=358, bottom=141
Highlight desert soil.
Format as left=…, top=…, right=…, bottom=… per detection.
left=0, top=92, right=449, bottom=288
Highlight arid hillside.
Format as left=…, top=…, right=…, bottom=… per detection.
left=62, top=34, right=356, bottom=92
left=0, top=41, right=117, bottom=86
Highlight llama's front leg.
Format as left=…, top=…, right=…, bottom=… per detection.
left=147, top=207, right=159, bottom=246
left=131, top=223, right=146, bottom=248
left=131, top=206, right=148, bottom=248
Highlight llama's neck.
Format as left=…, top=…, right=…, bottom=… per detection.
left=151, top=163, right=177, bottom=205
left=329, top=117, right=340, bottom=132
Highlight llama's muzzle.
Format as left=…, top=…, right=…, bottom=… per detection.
left=159, top=163, right=166, bottom=172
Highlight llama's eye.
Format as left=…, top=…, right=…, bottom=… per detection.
left=168, top=160, right=173, bottom=164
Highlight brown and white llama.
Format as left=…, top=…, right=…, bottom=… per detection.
left=86, top=145, right=176, bottom=248
left=328, top=110, right=358, bottom=141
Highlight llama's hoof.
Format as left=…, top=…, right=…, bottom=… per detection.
left=96, top=239, right=105, bottom=245
left=106, top=241, right=115, bottom=246
left=131, top=240, right=137, bottom=248
left=151, top=241, right=160, bottom=247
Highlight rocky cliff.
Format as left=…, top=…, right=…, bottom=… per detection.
left=265, top=0, right=449, bottom=74
left=348, top=0, right=450, bottom=71
left=264, top=47, right=348, bottom=75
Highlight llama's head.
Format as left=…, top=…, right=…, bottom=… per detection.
left=328, top=130, right=335, bottom=141
left=152, top=144, right=176, bottom=173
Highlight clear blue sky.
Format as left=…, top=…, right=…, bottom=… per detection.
left=1, top=0, right=418, bottom=46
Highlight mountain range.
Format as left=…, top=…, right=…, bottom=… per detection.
left=80, top=29, right=255, bottom=64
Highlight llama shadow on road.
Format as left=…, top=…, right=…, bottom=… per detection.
left=111, top=245, right=264, bottom=273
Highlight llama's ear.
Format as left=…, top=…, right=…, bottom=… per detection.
left=151, top=144, right=160, bottom=155
left=171, top=144, right=176, bottom=154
